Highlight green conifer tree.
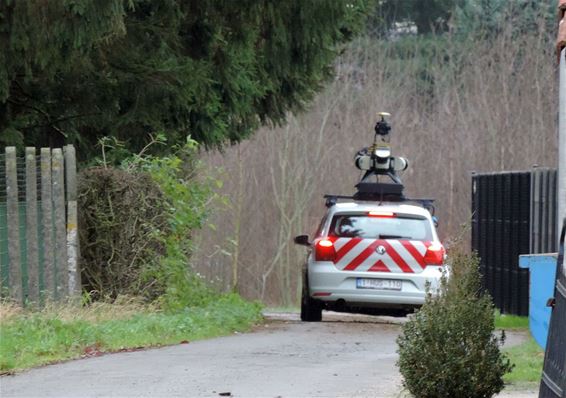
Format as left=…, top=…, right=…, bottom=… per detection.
left=0, top=0, right=370, bottom=158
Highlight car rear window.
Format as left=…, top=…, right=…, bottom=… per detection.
left=328, top=213, right=433, bottom=241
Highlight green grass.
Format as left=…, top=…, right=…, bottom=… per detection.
left=0, top=294, right=263, bottom=373
left=495, top=313, right=529, bottom=329
left=503, top=337, right=544, bottom=385
left=494, top=312, right=543, bottom=385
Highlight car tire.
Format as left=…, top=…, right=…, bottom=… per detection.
left=300, top=273, right=322, bottom=322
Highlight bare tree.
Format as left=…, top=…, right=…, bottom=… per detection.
left=192, top=24, right=558, bottom=306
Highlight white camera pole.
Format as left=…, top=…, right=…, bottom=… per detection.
left=560, top=49, right=565, bottom=239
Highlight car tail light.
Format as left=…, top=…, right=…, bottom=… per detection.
left=315, top=239, right=336, bottom=262
left=424, top=243, right=445, bottom=266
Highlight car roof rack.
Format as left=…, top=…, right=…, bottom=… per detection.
left=323, top=190, right=436, bottom=215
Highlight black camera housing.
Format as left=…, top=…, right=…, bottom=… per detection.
left=374, top=119, right=391, bottom=136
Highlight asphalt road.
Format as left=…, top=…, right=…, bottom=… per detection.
left=1, top=312, right=533, bottom=398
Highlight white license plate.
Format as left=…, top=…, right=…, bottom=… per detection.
left=356, top=278, right=402, bottom=291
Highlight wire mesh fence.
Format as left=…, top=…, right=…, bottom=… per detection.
left=0, top=146, right=79, bottom=304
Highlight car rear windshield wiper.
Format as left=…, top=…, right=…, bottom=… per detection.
left=378, top=234, right=412, bottom=239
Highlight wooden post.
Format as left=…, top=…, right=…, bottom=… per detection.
left=5, top=147, right=22, bottom=304
left=52, top=149, right=67, bottom=298
left=25, top=148, right=39, bottom=303
left=64, top=145, right=80, bottom=296
left=40, top=148, right=54, bottom=299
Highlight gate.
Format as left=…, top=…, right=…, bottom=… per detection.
left=472, top=169, right=558, bottom=316
left=539, top=218, right=566, bottom=397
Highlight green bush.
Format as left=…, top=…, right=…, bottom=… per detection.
left=78, top=167, right=169, bottom=299
left=125, top=137, right=216, bottom=311
left=396, top=252, right=513, bottom=398
left=78, top=136, right=215, bottom=309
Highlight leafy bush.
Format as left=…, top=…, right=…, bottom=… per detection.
left=78, top=136, right=215, bottom=309
left=397, top=252, right=513, bottom=398
left=78, top=167, right=169, bottom=299
left=125, top=137, right=216, bottom=310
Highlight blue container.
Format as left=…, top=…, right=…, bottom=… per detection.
left=518, top=253, right=558, bottom=349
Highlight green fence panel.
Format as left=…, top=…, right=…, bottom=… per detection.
left=0, top=203, right=8, bottom=290
left=18, top=202, right=28, bottom=300
left=37, top=204, right=45, bottom=295
left=0, top=202, right=48, bottom=300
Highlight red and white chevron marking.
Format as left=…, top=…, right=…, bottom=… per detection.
left=332, top=238, right=430, bottom=273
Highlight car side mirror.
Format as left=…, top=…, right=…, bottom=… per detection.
left=432, top=216, right=439, bottom=228
left=294, top=235, right=310, bottom=246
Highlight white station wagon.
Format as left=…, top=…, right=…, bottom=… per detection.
left=294, top=200, right=447, bottom=321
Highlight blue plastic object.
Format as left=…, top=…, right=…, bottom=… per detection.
left=518, top=253, right=558, bottom=349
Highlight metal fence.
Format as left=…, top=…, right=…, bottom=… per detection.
left=532, top=169, right=559, bottom=253
left=472, top=169, right=558, bottom=316
left=0, top=146, right=79, bottom=304
left=539, top=218, right=566, bottom=398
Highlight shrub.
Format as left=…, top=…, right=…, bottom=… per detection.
left=125, top=137, right=215, bottom=310
left=396, top=252, right=513, bottom=398
left=78, top=167, right=169, bottom=300
left=78, top=136, right=215, bottom=309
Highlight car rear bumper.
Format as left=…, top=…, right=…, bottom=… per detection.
left=308, top=262, right=446, bottom=307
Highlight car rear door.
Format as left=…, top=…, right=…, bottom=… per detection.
left=326, top=211, right=442, bottom=274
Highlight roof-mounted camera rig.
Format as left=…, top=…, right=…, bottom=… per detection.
left=325, top=112, right=435, bottom=214
left=354, top=112, right=407, bottom=188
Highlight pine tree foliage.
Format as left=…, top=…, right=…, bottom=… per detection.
left=454, top=0, right=555, bottom=36
left=0, top=0, right=370, bottom=157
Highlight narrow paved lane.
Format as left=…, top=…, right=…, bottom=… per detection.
left=1, top=312, right=530, bottom=398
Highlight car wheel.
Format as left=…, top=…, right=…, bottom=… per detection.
left=300, top=273, right=322, bottom=322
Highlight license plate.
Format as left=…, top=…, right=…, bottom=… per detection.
left=356, top=278, right=402, bottom=291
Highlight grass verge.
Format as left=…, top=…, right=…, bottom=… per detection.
left=494, top=313, right=542, bottom=387
left=495, top=313, right=529, bottom=330
left=0, top=294, right=262, bottom=373
left=503, top=337, right=544, bottom=386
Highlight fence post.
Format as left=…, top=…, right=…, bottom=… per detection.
left=52, top=149, right=67, bottom=298
left=5, top=147, right=22, bottom=304
left=25, top=147, right=39, bottom=303
left=40, top=148, right=54, bottom=299
left=64, top=145, right=80, bottom=296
